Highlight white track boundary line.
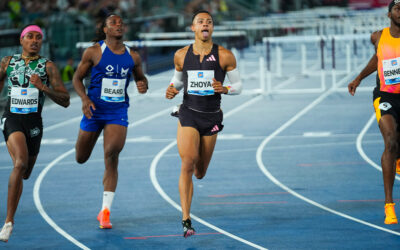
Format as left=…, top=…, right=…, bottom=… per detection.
left=256, top=74, right=400, bottom=236
left=356, top=113, right=400, bottom=181
left=150, top=96, right=267, bottom=250
left=33, top=106, right=172, bottom=249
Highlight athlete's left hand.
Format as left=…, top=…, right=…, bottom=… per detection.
left=30, top=74, right=46, bottom=91
left=212, top=78, right=228, bottom=94
left=136, top=80, right=147, bottom=94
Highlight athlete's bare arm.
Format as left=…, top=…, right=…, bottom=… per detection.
left=348, top=30, right=382, bottom=96
left=213, top=46, right=237, bottom=94
left=0, top=56, right=11, bottom=93
left=31, top=61, right=70, bottom=107
left=166, top=47, right=188, bottom=99
left=73, top=45, right=100, bottom=118
left=130, top=50, right=148, bottom=94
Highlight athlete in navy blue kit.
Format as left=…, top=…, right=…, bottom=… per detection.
left=73, top=14, right=148, bottom=229
left=165, top=10, right=242, bottom=237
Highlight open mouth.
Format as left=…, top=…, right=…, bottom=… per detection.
left=201, top=29, right=209, bottom=38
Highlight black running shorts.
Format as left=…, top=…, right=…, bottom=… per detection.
left=178, top=104, right=224, bottom=136
left=1, top=115, right=43, bottom=156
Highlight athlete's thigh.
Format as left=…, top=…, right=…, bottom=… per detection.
left=103, top=124, right=127, bottom=152
left=199, top=133, right=218, bottom=167
left=75, top=129, right=102, bottom=156
left=379, top=114, right=398, bottom=141
left=177, top=121, right=200, bottom=160
left=6, top=131, right=29, bottom=166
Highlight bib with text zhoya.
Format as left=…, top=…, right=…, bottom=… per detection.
left=187, top=70, right=214, bottom=96
left=101, top=78, right=126, bottom=102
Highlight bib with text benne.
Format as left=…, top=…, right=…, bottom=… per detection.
left=101, top=78, right=126, bottom=102
left=187, top=70, right=214, bottom=96
left=383, top=57, right=400, bottom=85
left=10, top=87, right=39, bottom=114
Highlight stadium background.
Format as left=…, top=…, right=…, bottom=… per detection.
left=0, top=1, right=399, bottom=249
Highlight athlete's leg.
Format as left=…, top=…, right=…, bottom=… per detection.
left=194, top=134, right=218, bottom=179
left=177, top=122, right=200, bottom=221
left=75, top=129, right=102, bottom=164
left=5, top=132, right=29, bottom=224
left=379, top=114, right=398, bottom=204
left=102, top=124, right=127, bottom=192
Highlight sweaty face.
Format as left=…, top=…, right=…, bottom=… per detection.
left=191, top=13, right=214, bottom=41
left=390, top=4, right=400, bottom=27
left=104, top=15, right=125, bottom=39
left=20, top=31, right=43, bottom=55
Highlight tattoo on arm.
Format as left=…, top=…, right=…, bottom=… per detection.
left=0, top=56, right=11, bottom=92
left=45, top=62, right=70, bottom=107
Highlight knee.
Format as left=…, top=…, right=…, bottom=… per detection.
left=14, top=159, right=27, bottom=173
left=104, top=147, right=121, bottom=164
left=385, top=136, right=398, bottom=154
left=181, top=155, right=198, bottom=168
left=181, top=156, right=198, bottom=175
left=194, top=171, right=205, bottom=179
left=75, top=154, right=88, bottom=164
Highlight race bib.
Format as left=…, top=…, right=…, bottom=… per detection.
left=101, top=78, right=126, bottom=102
left=187, top=70, right=214, bottom=96
left=383, top=57, right=400, bottom=85
left=10, top=87, right=39, bottom=114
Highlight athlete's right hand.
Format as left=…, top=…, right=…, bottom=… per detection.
left=166, top=85, right=179, bottom=99
left=82, top=96, right=96, bottom=119
left=348, top=79, right=361, bottom=96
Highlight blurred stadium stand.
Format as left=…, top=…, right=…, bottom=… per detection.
left=0, top=0, right=392, bottom=106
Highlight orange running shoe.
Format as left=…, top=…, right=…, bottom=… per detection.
left=97, top=208, right=112, bottom=229
left=384, top=203, right=398, bottom=224
left=396, top=159, right=400, bottom=175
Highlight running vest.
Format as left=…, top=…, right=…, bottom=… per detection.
left=3, top=54, right=49, bottom=116
left=377, top=27, right=400, bottom=94
left=88, top=40, right=134, bottom=112
left=182, top=44, right=226, bottom=112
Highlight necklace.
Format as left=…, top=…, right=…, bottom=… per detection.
left=21, top=54, right=40, bottom=61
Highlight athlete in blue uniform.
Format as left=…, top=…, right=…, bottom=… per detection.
left=73, top=14, right=148, bottom=229
left=166, top=10, right=242, bottom=237
left=0, top=25, right=70, bottom=242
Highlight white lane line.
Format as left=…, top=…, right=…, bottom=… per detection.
left=303, top=131, right=332, bottom=137
left=150, top=96, right=268, bottom=250
left=256, top=79, right=400, bottom=236
left=44, top=116, right=82, bottom=132
left=33, top=106, right=172, bottom=249
left=33, top=149, right=88, bottom=249
left=356, top=113, right=400, bottom=181
left=0, top=138, right=383, bottom=171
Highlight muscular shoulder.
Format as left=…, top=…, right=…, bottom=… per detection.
left=371, top=29, right=383, bottom=47
left=218, top=45, right=236, bottom=71
left=78, top=43, right=101, bottom=67
left=174, top=46, right=189, bottom=71
left=0, top=56, right=12, bottom=80
left=1, top=56, right=12, bottom=68
left=129, top=49, right=141, bottom=62
left=175, top=46, right=189, bottom=60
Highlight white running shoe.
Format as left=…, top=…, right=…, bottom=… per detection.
left=0, top=222, right=13, bottom=242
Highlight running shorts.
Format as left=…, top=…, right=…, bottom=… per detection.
left=1, top=115, right=43, bottom=156
left=80, top=111, right=128, bottom=132
left=178, top=104, right=224, bottom=136
left=373, top=88, right=400, bottom=128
